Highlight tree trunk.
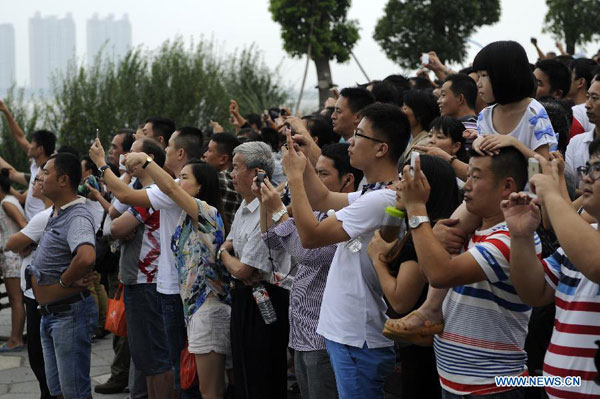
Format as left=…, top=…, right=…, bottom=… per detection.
left=566, top=38, right=575, bottom=56
left=314, top=55, right=332, bottom=109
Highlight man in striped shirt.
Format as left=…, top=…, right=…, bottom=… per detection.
left=402, top=146, right=536, bottom=398
left=503, top=142, right=600, bottom=398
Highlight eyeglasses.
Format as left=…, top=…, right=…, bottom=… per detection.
left=353, top=129, right=386, bottom=144
left=577, top=164, right=600, bottom=181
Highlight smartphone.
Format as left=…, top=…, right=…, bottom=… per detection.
left=421, top=53, right=429, bottom=65
left=96, top=128, right=99, bottom=140
left=119, top=154, right=127, bottom=172
left=410, top=151, right=419, bottom=178
left=527, top=158, right=540, bottom=197
left=255, top=172, right=266, bottom=187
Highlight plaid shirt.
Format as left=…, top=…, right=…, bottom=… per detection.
left=218, top=170, right=242, bottom=226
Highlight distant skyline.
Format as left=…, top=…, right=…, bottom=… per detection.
left=87, top=13, right=131, bottom=66
left=0, top=24, right=15, bottom=91
left=2, top=1, right=600, bottom=95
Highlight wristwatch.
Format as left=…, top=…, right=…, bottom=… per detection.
left=99, top=165, right=110, bottom=179
left=272, top=208, right=288, bottom=223
left=408, top=215, right=430, bottom=229
left=142, top=156, right=153, bottom=169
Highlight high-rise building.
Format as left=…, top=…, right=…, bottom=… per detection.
left=29, top=12, right=76, bottom=92
left=87, top=14, right=132, bottom=66
left=0, top=24, right=16, bottom=92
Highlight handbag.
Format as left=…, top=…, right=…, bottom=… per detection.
left=180, top=341, right=198, bottom=390
left=104, top=283, right=127, bottom=337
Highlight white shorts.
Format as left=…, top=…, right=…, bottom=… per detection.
left=187, top=295, right=232, bottom=368
left=0, top=252, right=21, bottom=279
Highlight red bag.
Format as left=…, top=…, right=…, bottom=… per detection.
left=180, top=342, right=198, bottom=390
left=104, top=284, right=127, bottom=337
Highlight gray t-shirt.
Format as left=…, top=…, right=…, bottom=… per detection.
left=27, top=198, right=96, bottom=286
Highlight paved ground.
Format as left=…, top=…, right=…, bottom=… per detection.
left=0, top=291, right=402, bottom=398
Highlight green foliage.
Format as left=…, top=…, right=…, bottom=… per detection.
left=44, top=37, right=289, bottom=156
left=543, top=0, right=600, bottom=54
left=268, top=0, right=360, bottom=63
left=0, top=86, right=42, bottom=173
left=374, top=0, right=501, bottom=69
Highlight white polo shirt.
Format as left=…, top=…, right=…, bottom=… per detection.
left=565, top=129, right=595, bottom=181
left=316, top=188, right=396, bottom=349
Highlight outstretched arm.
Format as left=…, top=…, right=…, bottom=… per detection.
left=0, top=100, right=31, bottom=154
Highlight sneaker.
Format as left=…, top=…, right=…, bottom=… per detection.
left=94, top=378, right=128, bottom=394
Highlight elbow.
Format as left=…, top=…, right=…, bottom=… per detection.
left=427, top=272, right=454, bottom=289
left=390, top=299, right=415, bottom=315
left=298, top=235, right=319, bottom=249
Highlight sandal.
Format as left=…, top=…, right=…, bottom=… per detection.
left=383, top=311, right=443, bottom=343
left=0, top=343, right=24, bottom=353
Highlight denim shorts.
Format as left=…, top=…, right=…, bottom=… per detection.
left=124, top=284, right=172, bottom=376
left=40, top=294, right=98, bottom=399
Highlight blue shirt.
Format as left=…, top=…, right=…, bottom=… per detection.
left=27, top=197, right=96, bottom=286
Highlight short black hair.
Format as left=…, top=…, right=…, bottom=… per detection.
left=459, top=66, right=475, bottom=76
left=589, top=138, right=600, bottom=158
left=538, top=97, right=571, bottom=155
left=370, top=81, right=400, bottom=105
left=403, top=90, right=440, bottom=131
left=145, top=117, right=176, bottom=144
left=430, top=116, right=468, bottom=163
left=535, top=59, right=571, bottom=98
left=140, top=138, right=166, bottom=168
left=383, top=74, right=411, bottom=97
left=173, top=126, right=204, bottom=160
left=31, top=130, right=57, bottom=157
left=321, top=143, right=364, bottom=191
left=48, top=153, right=82, bottom=192
left=570, top=58, right=599, bottom=90
left=444, top=74, right=478, bottom=110
left=303, top=115, right=335, bottom=148
left=260, top=127, right=282, bottom=152
left=211, top=133, right=240, bottom=159
left=339, top=87, right=376, bottom=114
left=469, top=146, right=528, bottom=191
left=56, top=145, right=80, bottom=159
left=82, top=156, right=99, bottom=177
left=246, top=113, right=262, bottom=129
left=473, top=41, right=536, bottom=105
left=358, top=103, right=411, bottom=163
left=117, top=129, right=136, bottom=153
left=237, top=128, right=260, bottom=143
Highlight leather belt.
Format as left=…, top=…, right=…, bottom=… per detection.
left=38, top=290, right=91, bottom=316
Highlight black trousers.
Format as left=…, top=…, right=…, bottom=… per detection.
left=231, top=283, right=289, bottom=399
left=24, top=296, right=53, bottom=399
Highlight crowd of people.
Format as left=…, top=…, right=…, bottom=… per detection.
left=0, top=38, right=599, bottom=399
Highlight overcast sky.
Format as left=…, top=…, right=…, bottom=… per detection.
left=3, top=0, right=600, bottom=94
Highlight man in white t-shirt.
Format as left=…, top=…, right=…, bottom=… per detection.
left=567, top=58, right=598, bottom=139
left=282, top=103, right=411, bottom=399
left=89, top=128, right=204, bottom=396
left=566, top=74, right=600, bottom=181
left=0, top=100, right=55, bottom=220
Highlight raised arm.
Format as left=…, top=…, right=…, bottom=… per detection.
left=89, top=139, right=151, bottom=208
left=0, top=100, right=31, bottom=153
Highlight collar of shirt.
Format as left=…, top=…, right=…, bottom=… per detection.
left=361, top=181, right=393, bottom=195
left=583, top=130, right=596, bottom=143
left=240, top=197, right=260, bottom=214
left=52, top=196, right=86, bottom=215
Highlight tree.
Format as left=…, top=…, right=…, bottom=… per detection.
left=543, top=0, right=600, bottom=55
left=374, top=0, right=501, bottom=70
left=269, top=0, right=360, bottom=107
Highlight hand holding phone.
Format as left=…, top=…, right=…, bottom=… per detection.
left=255, top=172, right=267, bottom=187
left=527, top=158, right=540, bottom=198
left=410, top=151, right=419, bottom=178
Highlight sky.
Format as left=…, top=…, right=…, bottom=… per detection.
left=2, top=0, right=600, bottom=98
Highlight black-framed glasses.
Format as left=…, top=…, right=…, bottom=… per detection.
left=353, top=129, right=386, bottom=144
left=577, top=164, right=600, bottom=181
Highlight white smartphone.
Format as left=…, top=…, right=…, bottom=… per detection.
left=421, top=53, right=429, bottom=65
left=410, top=151, right=419, bottom=178
left=527, top=158, right=540, bottom=197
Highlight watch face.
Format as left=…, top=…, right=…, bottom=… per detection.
left=409, top=216, right=418, bottom=229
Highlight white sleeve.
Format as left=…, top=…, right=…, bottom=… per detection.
left=564, top=139, right=578, bottom=180
left=335, top=190, right=395, bottom=239
left=21, top=210, right=50, bottom=242
left=146, top=184, right=175, bottom=210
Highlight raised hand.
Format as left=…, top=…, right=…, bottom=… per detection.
left=501, top=192, right=541, bottom=237
left=89, top=138, right=107, bottom=167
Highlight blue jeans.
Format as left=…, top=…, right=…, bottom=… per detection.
left=40, top=294, right=98, bottom=399
left=441, top=388, right=524, bottom=399
left=325, top=339, right=395, bottom=399
left=159, top=292, right=200, bottom=399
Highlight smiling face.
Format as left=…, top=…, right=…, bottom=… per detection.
left=427, top=128, right=460, bottom=156
left=438, top=81, right=461, bottom=117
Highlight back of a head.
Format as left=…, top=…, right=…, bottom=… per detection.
left=56, top=145, right=80, bottom=159
left=473, top=40, right=535, bottom=105
left=554, top=54, right=574, bottom=68
left=31, top=130, right=57, bottom=157
left=383, top=74, right=411, bottom=103
left=445, top=74, right=478, bottom=111
left=141, top=138, right=166, bottom=168
left=403, top=90, right=440, bottom=130
left=469, top=146, right=528, bottom=191
left=0, top=169, right=11, bottom=194
left=538, top=98, right=571, bottom=154
left=321, top=143, right=363, bottom=190
left=174, top=126, right=203, bottom=160
left=371, top=81, right=400, bottom=105
left=246, top=114, right=262, bottom=129
left=145, top=117, right=176, bottom=144
left=339, top=87, right=376, bottom=114
left=50, top=152, right=82, bottom=192
left=535, top=59, right=572, bottom=98
left=118, top=129, right=136, bottom=153
left=260, top=127, right=282, bottom=153
left=211, top=133, right=240, bottom=159
left=303, top=115, right=335, bottom=148
left=570, top=58, right=599, bottom=89
left=232, top=141, right=274, bottom=179
left=358, top=103, right=411, bottom=163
